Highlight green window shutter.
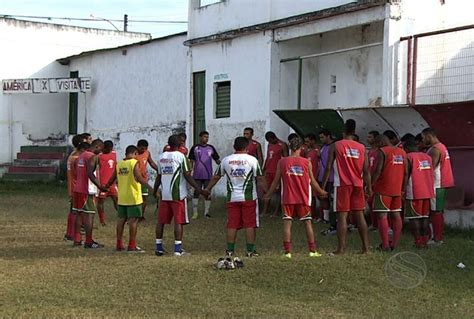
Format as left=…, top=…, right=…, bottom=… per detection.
left=215, top=81, right=231, bottom=118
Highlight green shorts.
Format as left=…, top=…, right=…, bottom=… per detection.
left=430, top=188, right=447, bottom=212
left=118, top=205, right=143, bottom=219
left=82, top=195, right=97, bottom=214
left=141, top=184, right=149, bottom=196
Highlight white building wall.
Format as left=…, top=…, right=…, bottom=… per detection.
left=69, top=34, right=188, bottom=171
left=188, top=0, right=358, bottom=39
left=0, top=18, right=150, bottom=163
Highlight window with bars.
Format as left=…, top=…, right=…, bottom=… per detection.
left=215, top=81, right=231, bottom=118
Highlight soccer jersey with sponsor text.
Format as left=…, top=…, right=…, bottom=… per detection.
left=318, top=143, right=334, bottom=183
left=189, top=144, right=219, bottom=180
left=158, top=151, right=191, bottom=201
left=333, top=140, right=365, bottom=187
left=98, top=151, right=117, bottom=188
left=280, top=156, right=311, bottom=205
left=373, top=146, right=407, bottom=196
left=265, top=140, right=285, bottom=174
left=428, top=142, right=454, bottom=188
left=217, top=153, right=263, bottom=202
left=116, top=158, right=143, bottom=206
left=246, top=139, right=261, bottom=159
left=406, top=152, right=435, bottom=200
left=74, top=150, right=95, bottom=194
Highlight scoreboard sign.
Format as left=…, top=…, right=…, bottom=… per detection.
left=2, top=77, right=91, bottom=94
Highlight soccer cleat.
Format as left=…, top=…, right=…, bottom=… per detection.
left=205, top=214, right=212, bottom=218
left=246, top=251, right=260, bottom=257
left=155, top=249, right=166, bottom=256
left=309, top=251, right=322, bottom=258
left=233, top=257, right=244, bottom=268
left=191, top=213, right=198, bottom=220
left=225, top=250, right=234, bottom=257
left=73, top=241, right=83, bottom=247
left=376, top=244, right=391, bottom=252
left=284, top=252, right=292, bottom=259
left=321, top=227, right=337, bottom=236
left=128, top=246, right=145, bottom=253
left=174, top=250, right=190, bottom=257
left=427, top=239, right=444, bottom=246
left=63, top=235, right=73, bottom=241
left=116, top=246, right=126, bottom=252
left=84, top=241, right=104, bottom=249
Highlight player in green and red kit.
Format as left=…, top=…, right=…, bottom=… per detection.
left=205, top=136, right=268, bottom=257
left=73, top=139, right=106, bottom=248
left=266, top=137, right=327, bottom=258
left=422, top=127, right=455, bottom=245
left=154, top=135, right=205, bottom=256
left=371, top=135, right=407, bottom=251
left=64, top=135, right=83, bottom=241
left=323, top=127, right=372, bottom=255
left=262, top=131, right=289, bottom=216
left=97, top=140, right=118, bottom=226
left=403, top=140, right=435, bottom=248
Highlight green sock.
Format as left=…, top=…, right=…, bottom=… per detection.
left=227, top=242, right=235, bottom=252
left=246, top=243, right=255, bottom=253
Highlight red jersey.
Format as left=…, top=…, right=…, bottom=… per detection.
left=373, top=146, right=407, bottom=196
left=265, top=140, right=285, bottom=174
left=280, top=156, right=311, bottom=205
left=73, top=151, right=94, bottom=194
left=368, top=148, right=379, bottom=174
left=247, top=139, right=261, bottom=158
left=333, top=140, right=365, bottom=187
left=136, top=150, right=150, bottom=181
left=67, top=150, right=80, bottom=197
left=305, top=148, right=319, bottom=177
left=98, top=151, right=117, bottom=186
left=406, top=152, right=435, bottom=200
left=429, top=142, right=454, bottom=188
left=163, top=145, right=188, bottom=155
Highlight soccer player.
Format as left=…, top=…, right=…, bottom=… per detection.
left=371, top=135, right=407, bottom=251
left=189, top=131, right=220, bottom=219
left=104, top=145, right=153, bottom=252
left=64, top=135, right=84, bottom=241
left=318, top=129, right=337, bottom=235
left=163, top=132, right=188, bottom=155
left=322, top=127, right=371, bottom=255
left=383, top=130, right=402, bottom=148
left=265, top=137, right=327, bottom=258
left=136, top=139, right=159, bottom=220
left=304, top=133, right=320, bottom=220
left=367, top=130, right=380, bottom=230
left=243, top=127, right=263, bottom=166
left=403, top=140, right=435, bottom=248
left=80, top=132, right=93, bottom=145
left=288, top=133, right=306, bottom=155
left=422, top=127, right=454, bottom=245
left=204, top=136, right=268, bottom=257
left=97, top=140, right=118, bottom=226
left=262, top=131, right=289, bottom=216
left=154, top=135, right=204, bottom=256
left=73, top=139, right=106, bottom=248
left=415, top=133, right=427, bottom=152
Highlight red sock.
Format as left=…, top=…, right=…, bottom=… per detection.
left=283, top=241, right=292, bottom=253
left=422, top=235, right=429, bottom=246
left=67, top=213, right=75, bottom=238
left=308, top=241, right=316, bottom=252
left=98, top=209, right=106, bottom=224
left=74, top=231, right=81, bottom=243
left=414, top=236, right=421, bottom=247
left=378, top=217, right=390, bottom=249
left=85, top=233, right=93, bottom=245
left=116, top=239, right=124, bottom=249
left=391, top=215, right=403, bottom=249
left=128, top=239, right=137, bottom=250
left=432, top=213, right=444, bottom=241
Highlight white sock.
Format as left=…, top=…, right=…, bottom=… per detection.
left=192, top=198, right=199, bottom=214
left=204, top=200, right=211, bottom=215
left=323, top=210, right=330, bottom=221
left=156, top=239, right=162, bottom=244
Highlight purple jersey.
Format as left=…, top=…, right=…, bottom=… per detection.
left=189, top=144, right=220, bottom=180
left=318, top=143, right=334, bottom=183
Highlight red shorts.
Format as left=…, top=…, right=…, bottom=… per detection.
left=282, top=204, right=312, bottom=221
left=73, top=192, right=88, bottom=210
left=373, top=194, right=402, bottom=212
left=266, top=172, right=280, bottom=190
left=333, top=186, right=365, bottom=212
left=98, top=185, right=118, bottom=199
left=226, top=200, right=258, bottom=229
left=158, top=200, right=188, bottom=225
left=405, top=199, right=430, bottom=219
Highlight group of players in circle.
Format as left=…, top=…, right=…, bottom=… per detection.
left=64, top=121, right=454, bottom=258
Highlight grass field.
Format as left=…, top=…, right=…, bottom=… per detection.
left=0, top=181, right=473, bottom=318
